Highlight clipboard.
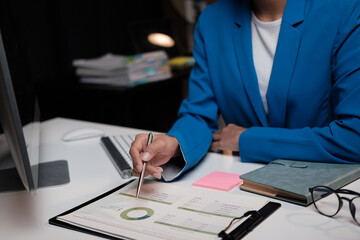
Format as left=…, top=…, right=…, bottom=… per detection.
left=49, top=179, right=279, bottom=240
left=49, top=179, right=135, bottom=240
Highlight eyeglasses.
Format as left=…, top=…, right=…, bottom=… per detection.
left=309, top=186, right=360, bottom=225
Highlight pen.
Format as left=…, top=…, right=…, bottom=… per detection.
left=136, top=132, right=153, bottom=198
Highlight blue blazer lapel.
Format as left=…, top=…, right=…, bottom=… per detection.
left=267, top=0, right=306, bottom=127
left=232, top=0, right=268, bottom=126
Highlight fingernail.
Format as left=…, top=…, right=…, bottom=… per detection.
left=142, top=152, right=151, bottom=161
left=156, top=167, right=163, bottom=173
left=135, top=164, right=142, bottom=172
left=153, top=172, right=161, bottom=179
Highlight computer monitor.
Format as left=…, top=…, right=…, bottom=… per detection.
left=0, top=30, right=70, bottom=193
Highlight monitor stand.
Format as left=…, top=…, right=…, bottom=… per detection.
left=0, top=160, right=70, bottom=192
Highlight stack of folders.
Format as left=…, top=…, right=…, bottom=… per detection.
left=240, top=159, right=360, bottom=206
left=73, top=51, right=171, bottom=87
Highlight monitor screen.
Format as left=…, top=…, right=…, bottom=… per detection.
left=0, top=29, right=40, bottom=193
left=0, top=29, right=69, bottom=193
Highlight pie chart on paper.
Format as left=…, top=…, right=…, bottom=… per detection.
left=120, top=207, right=154, bottom=220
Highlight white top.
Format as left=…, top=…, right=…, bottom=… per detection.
left=251, top=12, right=282, bottom=115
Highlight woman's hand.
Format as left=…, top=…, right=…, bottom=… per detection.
left=130, top=133, right=180, bottom=179
left=211, top=124, right=247, bottom=152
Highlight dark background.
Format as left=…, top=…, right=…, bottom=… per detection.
left=0, top=0, right=192, bottom=132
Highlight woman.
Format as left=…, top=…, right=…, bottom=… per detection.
left=130, top=0, right=360, bottom=181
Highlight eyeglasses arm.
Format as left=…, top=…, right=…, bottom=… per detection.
left=335, top=189, right=360, bottom=196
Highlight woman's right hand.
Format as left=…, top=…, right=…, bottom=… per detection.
left=129, top=133, right=180, bottom=179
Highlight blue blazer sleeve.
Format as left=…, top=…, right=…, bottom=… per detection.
left=167, top=14, right=218, bottom=174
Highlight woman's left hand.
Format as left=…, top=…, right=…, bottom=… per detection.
left=211, top=124, right=247, bottom=152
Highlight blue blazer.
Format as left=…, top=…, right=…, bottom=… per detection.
left=167, top=0, right=360, bottom=177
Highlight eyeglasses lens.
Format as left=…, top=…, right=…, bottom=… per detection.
left=313, top=186, right=340, bottom=216
left=350, top=197, right=360, bottom=224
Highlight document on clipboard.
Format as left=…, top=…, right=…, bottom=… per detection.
left=49, top=180, right=277, bottom=240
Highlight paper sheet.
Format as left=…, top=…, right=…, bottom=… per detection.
left=58, top=180, right=267, bottom=240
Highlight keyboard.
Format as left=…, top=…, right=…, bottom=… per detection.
left=100, top=134, right=136, bottom=179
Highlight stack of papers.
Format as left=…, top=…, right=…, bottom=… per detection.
left=73, top=51, right=172, bottom=87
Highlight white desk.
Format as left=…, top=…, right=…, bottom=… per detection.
left=0, top=117, right=359, bottom=240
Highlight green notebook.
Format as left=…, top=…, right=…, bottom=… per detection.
left=240, top=160, right=360, bottom=206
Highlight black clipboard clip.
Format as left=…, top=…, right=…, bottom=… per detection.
left=218, top=201, right=281, bottom=240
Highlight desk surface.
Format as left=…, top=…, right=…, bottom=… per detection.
left=1, top=118, right=359, bottom=240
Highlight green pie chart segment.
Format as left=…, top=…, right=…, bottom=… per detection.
left=120, top=207, right=154, bottom=220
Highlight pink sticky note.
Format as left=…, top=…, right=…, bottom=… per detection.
left=192, top=171, right=243, bottom=191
